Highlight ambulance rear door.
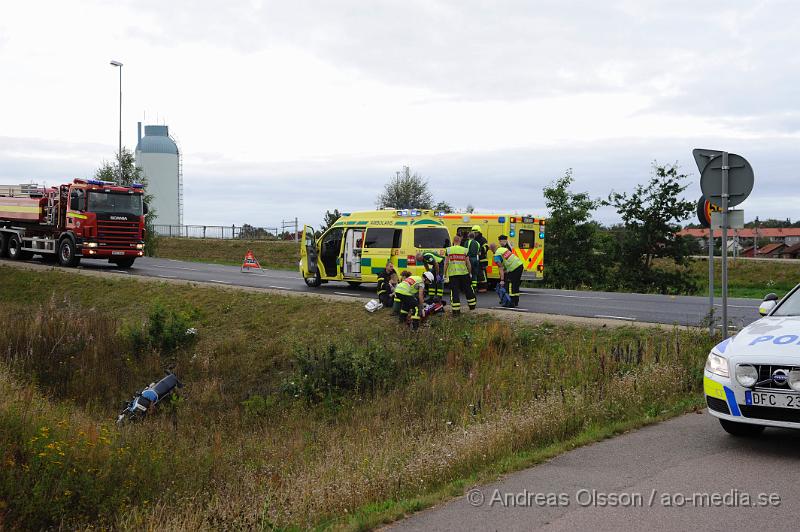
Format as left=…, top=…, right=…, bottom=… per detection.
left=513, top=216, right=545, bottom=280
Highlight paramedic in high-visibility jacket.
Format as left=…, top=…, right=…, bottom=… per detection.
left=444, top=235, right=476, bottom=315
left=491, top=239, right=523, bottom=308
left=395, top=271, right=433, bottom=329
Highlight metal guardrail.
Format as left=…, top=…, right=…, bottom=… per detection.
left=153, top=225, right=280, bottom=240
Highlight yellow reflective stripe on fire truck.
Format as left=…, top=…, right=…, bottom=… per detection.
left=0, top=205, right=41, bottom=213
left=703, top=376, right=726, bottom=400
left=67, top=211, right=88, bottom=219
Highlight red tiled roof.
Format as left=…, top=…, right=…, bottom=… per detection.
left=679, top=228, right=800, bottom=238
left=757, top=243, right=785, bottom=255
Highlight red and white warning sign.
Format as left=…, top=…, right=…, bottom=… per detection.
left=241, top=250, right=262, bottom=272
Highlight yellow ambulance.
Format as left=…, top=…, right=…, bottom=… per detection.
left=300, top=209, right=451, bottom=287
left=438, top=213, right=545, bottom=281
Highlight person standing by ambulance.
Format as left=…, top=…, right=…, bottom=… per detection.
left=394, top=271, right=433, bottom=330
left=464, top=231, right=481, bottom=293
left=490, top=239, right=523, bottom=308
left=471, top=225, right=489, bottom=292
left=444, top=235, right=476, bottom=315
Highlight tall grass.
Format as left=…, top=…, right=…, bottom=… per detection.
left=0, top=268, right=715, bottom=529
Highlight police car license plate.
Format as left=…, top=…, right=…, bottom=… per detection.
left=112, top=251, right=124, bottom=255
left=746, top=390, right=800, bottom=409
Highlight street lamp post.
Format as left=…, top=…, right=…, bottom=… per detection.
left=110, top=60, right=123, bottom=180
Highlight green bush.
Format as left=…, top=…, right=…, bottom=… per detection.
left=241, top=394, right=277, bottom=417
left=126, top=304, right=198, bottom=355
left=285, top=343, right=396, bottom=403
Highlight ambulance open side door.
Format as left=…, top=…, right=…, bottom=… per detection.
left=301, top=225, right=321, bottom=287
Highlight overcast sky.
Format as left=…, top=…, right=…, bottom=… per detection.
left=1, top=0, right=799, bottom=228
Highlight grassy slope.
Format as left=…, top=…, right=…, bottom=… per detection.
left=685, top=257, right=800, bottom=299
left=154, top=237, right=299, bottom=270
left=0, top=265, right=713, bottom=529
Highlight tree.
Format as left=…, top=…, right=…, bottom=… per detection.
left=95, top=148, right=158, bottom=256
left=377, top=166, right=433, bottom=209
left=605, top=163, right=696, bottom=294
left=542, top=169, right=604, bottom=289
left=239, top=224, right=274, bottom=239
left=465, top=204, right=475, bottom=214
left=320, top=209, right=341, bottom=233
left=433, top=201, right=453, bottom=213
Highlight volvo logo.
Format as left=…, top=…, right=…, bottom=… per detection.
left=772, top=369, right=788, bottom=386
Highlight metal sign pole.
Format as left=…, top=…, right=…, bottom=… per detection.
left=708, top=226, right=714, bottom=336
left=721, top=152, right=729, bottom=339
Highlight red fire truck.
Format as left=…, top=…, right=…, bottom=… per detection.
left=0, top=179, right=146, bottom=268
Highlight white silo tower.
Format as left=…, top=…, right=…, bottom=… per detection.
left=135, top=122, right=183, bottom=228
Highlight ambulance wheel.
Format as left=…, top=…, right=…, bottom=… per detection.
left=304, top=272, right=321, bottom=287
left=7, top=234, right=32, bottom=261
left=112, top=257, right=136, bottom=269
left=719, top=419, right=764, bottom=437
left=347, top=281, right=362, bottom=287
left=57, top=237, right=80, bottom=267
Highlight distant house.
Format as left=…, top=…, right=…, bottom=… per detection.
left=740, top=246, right=752, bottom=257
left=780, top=243, right=800, bottom=259
left=755, top=242, right=786, bottom=258
left=678, top=228, right=800, bottom=245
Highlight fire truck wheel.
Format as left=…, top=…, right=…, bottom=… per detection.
left=7, top=234, right=32, bottom=261
left=112, top=257, right=136, bottom=268
left=304, top=272, right=322, bottom=287
left=57, top=237, right=80, bottom=267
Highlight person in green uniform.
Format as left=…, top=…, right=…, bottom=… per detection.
left=472, top=225, right=489, bottom=292
left=464, top=231, right=481, bottom=292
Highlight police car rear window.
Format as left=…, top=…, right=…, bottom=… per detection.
left=414, top=228, right=450, bottom=248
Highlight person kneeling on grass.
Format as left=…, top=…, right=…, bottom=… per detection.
left=392, top=270, right=412, bottom=314
left=376, top=261, right=397, bottom=308
left=394, top=271, right=433, bottom=330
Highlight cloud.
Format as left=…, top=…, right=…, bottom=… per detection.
left=3, top=0, right=800, bottom=231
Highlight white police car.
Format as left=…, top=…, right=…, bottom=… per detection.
left=705, top=286, right=800, bottom=435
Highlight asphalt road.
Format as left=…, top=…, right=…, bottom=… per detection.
left=20, top=256, right=763, bottom=327
left=389, top=411, right=800, bottom=532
